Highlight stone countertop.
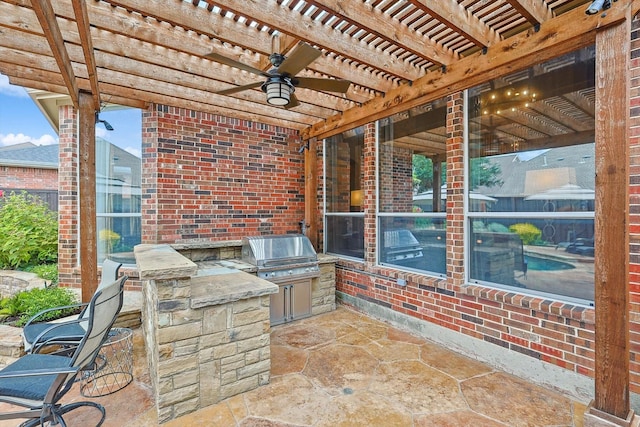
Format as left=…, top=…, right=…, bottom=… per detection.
left=135, top=244, right=198, bottom=279
left=171, top=240, right=243, bottom=251
left=190, top=270, right=278, bottom=309
left=317, top=253, right=339, bottom=264
left=196, top=259, right=256, bottom=274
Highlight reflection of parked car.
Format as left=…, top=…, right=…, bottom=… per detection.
left=565, top=238, right=594, bottom=256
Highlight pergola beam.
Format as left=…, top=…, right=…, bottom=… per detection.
left=505, top=0, right=555, bottom=26
left=196, top=0, right=425, bottom=81
left=302, top=0, right=638, bottom=140
left=407, top=0, right=501, bottom=47
left=306, top=0, right=458, bottom=66
left=30, top=0, right=79, bottom=107
left=71, top=0, right=100, bottom=110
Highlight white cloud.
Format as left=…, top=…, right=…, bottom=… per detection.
left=0, top=74, right=28, bottom=98
left=125, top=147, right=141, bottom=158
left=0, top=133, right=58, bottom=146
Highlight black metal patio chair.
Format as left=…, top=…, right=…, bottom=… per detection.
left=0, top=274, right=127, bottom=427
left=22, top=259, right=123, bottom=355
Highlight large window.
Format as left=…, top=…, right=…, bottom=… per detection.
left=325, top=127, right=365, bottom=259
left=378, top=98, right=447, bottom=276
left=466, top=46, right=595, bottom=305
left=96, top=108, right=142, bottom=264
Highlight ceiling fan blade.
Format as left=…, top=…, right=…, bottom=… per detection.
left=277, top=43, right=321, bottom=76
left=216, top=81, right=263, bottom=95
left=295, top=77, right=351, bottom=93
left=285, top=93, right=301, bottom=109
left=206, top=52, right=269, bottom=77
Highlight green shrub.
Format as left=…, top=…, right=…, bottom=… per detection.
left=0, top=286, right=79, bottom=326
left=0, top=192, right=58, bottom=269
left=509, top=223, right=542, bottom=245
left=26, top=264, right=59, bottom=285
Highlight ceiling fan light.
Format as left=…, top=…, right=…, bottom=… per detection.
left=263, top=79, right=293, bottom=106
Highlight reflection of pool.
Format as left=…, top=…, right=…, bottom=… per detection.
left=525, top=255, right=575, bottom=271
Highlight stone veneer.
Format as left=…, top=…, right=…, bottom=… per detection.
left=135, top=244, right=278, bottom=423
left=172, top=240, right=338, bottom=319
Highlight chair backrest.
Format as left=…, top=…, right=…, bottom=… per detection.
left=69, top=275, right=127, bottom=377
left=98, top=259, right=123, bottom=290
left=78, top=259, right=123, bottom=320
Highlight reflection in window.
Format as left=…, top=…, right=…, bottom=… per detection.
left=466, top=46, right=595, bottom=305
left=325, top=127, right=365, bottom=259
left=377, top=98, right=447, bottom=276
left=96, top=108, right=142, bottom=264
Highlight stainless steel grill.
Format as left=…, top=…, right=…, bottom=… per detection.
left=241, top=234, right=320, bottom=281
left=242, top=234, right=320, bottom=325
left=382, top=229, right=424, bottom=265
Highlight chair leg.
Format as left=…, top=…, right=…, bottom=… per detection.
left=19, top=401, right=106, bottom=427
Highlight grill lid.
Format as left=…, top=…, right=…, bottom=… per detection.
left=242, top=234, right=318, bottom=268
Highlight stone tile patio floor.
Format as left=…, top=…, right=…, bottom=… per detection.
left=0, top=306, right=587, bottom=426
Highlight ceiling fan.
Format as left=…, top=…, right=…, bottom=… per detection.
left=206, top=36, right=351, bottom=108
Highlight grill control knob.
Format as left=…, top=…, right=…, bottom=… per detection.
left=270, top=272, right=275, bottom=277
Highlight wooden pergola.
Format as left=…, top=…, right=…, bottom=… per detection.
left=1, top=0, right=639, bottom=423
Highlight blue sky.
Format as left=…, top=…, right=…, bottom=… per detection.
left=0, top=73, right=142, bottom=157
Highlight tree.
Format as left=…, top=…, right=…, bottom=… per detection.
left=469, top=157, right=503, bottom=190
left=412, top=155, right=502, bottom=193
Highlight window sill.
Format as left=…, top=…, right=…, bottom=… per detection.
left=462, top=283, right=595, bottom=324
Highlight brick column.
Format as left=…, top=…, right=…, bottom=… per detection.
left=363, top=122, right=377, bottom=266
left=141, top=105, right=159, bottom=244
left=446, top=92, right=465, bottom=289
left=58, top=105, right=80, bottom=288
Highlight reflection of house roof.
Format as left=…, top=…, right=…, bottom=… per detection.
left=0, top=144, right=58, bottom=169
left=475, top=144, right=595, bottom=198
left=0, top=138, right=140, bottom=176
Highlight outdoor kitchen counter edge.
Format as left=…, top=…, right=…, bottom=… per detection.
left=190, top=271, right=279, bottom=309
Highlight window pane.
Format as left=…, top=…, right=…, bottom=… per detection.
left=378, top=100, right=447, bottom=214
left=469, top=218, right=594, bottom=303
left=380, top=216, right=446, bottom=275
left=467, top=47, right=595, bottom=214
left=325, top=215, right=364, bottom=259
left=325, top=128, right=365, bottom=213
left=325, top=126, right=365, bottom=258
left=466, top=46, right=595, bottom=303
left=96, top=108, right=142, bottom=264
left=377, top=97, right=448, bottom=275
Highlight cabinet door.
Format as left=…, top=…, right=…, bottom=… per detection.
left=270, top=285, right=286, bottom=326
left=290, top=279, right=312, bottom=320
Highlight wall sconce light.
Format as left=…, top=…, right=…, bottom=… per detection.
left=262, top=77, right=294, bottom=106
left=95, top=112, right=114, bottom=131
left=350, top=189, right=364, bottom=207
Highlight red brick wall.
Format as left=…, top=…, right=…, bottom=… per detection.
left=0, top=166, right=57, bottom=190
left=628, top=15, right=640, bottom=395
left=142, top=105, right=305, bottom=243
left=333, top=90, right=599, bottom=388
left=57, top=105, right=81, bottom=289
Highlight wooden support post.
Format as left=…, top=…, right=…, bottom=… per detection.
left=590, top=8, right=632, bottom=423
left=78, top=91, right=98, bottom=303
left=304, top=138, right=318, bottom=249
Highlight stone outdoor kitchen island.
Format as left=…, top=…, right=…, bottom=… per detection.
left=135, top=244, right=278, bottom=423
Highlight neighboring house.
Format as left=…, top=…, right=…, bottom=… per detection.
left=0, top=138, right=142, bottom=269
left=0, top=142, right=58, bottom=210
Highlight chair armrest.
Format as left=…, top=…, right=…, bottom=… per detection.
left=29, top=318, right=87, bottom=354
left=23, top=302, right=88, bottom=328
